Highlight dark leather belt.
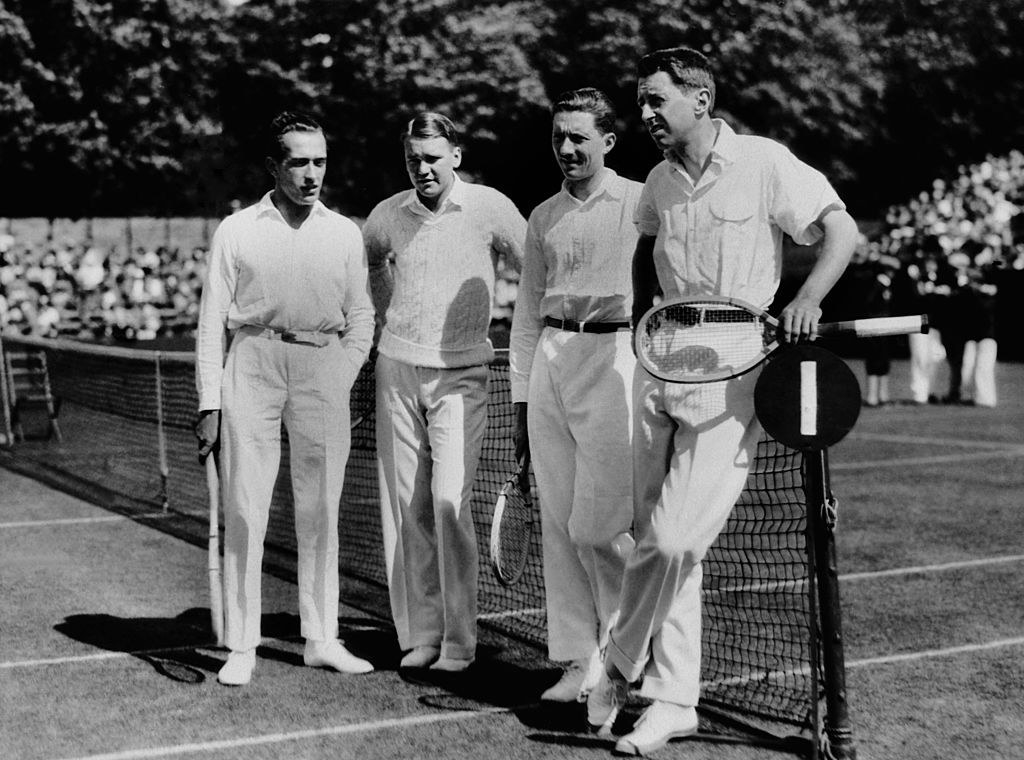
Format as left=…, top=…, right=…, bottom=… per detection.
left=240, top=325, right=337, bottom=347
left=544, top=316, right=631, bottom=334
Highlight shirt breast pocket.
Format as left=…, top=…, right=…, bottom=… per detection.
left=707, top=195, right=758, bottom=253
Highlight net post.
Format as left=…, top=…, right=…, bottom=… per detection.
left=0, top=336, right=13, bottom=446
left=154, top=351, right=170, bottom=512
left=804, top=449, right=857, bottom=760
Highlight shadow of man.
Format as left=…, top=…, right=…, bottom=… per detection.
left=54, top=610, right=393, bottom=684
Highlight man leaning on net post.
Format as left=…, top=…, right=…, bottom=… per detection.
left=584, top=47, right=859, bottom=755
left=194, top=110, right=375, bottom=687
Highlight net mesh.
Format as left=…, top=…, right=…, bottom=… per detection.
left=0, top=334, right=817, bottom=730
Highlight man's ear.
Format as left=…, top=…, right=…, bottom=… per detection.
left=265, top=156, right=277, bottom=178
left=602, top=132, right=617, bottom=155
left=452, top=146, right=463, bottom=169
left=695, top=88, right=712, bottom=117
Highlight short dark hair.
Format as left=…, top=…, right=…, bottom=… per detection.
left=552, top=88, right=617, bottom=135
left=402, top=111, right=460, bottom=147
left=267, top=111, right=323, bottom=159
left=638, top=47, right=716, bottom=111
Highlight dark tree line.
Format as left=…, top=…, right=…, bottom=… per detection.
left=1, top=0, right=1022, bottom=220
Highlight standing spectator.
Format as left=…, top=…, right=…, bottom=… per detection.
left=194, top=111, right=375, bottom=686
left=509, top=88, right=641, bottom=702
left=364, top=112, right=526, bottom=673
left=861, top=254, right=899, bottom=406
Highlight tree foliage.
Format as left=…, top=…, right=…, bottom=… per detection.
left=0, top=0, right=1020, bottom=219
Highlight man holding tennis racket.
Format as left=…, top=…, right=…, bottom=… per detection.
left=509, top=88, right=641, bottom=703
left=364, top=112, right=526, bottom=673
left=195, top=111, right=375, bottom=686
left=586, top=48, right=858, bottom=754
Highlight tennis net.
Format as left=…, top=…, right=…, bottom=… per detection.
left=0, top=333, right=818, bottom=732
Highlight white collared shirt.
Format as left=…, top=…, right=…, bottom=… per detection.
left=509, top=169, right=643, bottom=401
left=636, top=119, right=845, bottom=309
left=195, top=192, right=374, bottom=410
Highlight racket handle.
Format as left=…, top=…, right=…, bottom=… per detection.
left=205, top=455, right=225, bottom=647
left=819, top=314, right=928, bottom=338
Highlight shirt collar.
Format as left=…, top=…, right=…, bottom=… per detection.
left=664, top=118, right=739, bottom=171
left=255, top=191, right=330, bottom=221
left=560, top=168, right=624, bottom=203
left=400, top=173, right=466, bottom=215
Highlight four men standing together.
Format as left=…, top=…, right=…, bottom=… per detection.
left=196, top=45, right=856, bottom=754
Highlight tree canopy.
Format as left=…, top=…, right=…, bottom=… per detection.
left=0, top=0, right=1021, bottom=219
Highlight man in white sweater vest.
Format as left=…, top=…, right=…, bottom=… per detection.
left=364, top=112, right=526, bottom=672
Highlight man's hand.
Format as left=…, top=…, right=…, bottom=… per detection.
left=512, top=402, right=529, bottom=463
left=195, top=409, right=221, bottom=463
left=778, top=296, right=823, bottom=344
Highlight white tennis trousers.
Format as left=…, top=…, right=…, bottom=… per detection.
left=220, top=330, right=361, bottom=652
left=375, top=355, right=488, bottom=662
left=527, top=327, right=635, bottom=662
left=606, top=368, right=762, bottom=706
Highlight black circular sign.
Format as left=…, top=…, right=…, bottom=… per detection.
left=754, top=345, right=861, bottom=451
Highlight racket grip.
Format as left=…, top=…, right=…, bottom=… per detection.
left=205, top=455, right=225, bottom=646
left=820, top=314, right=927, bottom=338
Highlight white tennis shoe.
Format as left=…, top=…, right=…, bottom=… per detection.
left=586, top=668, right=629, bottom=736
left=430, top=656, right=474, bottom=672
left=614, top=702, right=698, bottom=755
left=399, top=645, right=441, bottom=668
left=541, top=648, right=604, bottom=702
left=217, top=649, right=256, bottom=686
left=303, top=639, right=373, bottom=674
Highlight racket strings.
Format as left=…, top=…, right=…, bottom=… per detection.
left=492, top=482, right=533, bottom=585
left=642, top=303, right=769, bottom=380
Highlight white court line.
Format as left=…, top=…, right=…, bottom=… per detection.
left=704, top=636, right=1024, bottom=690
left=847, top=431, right=1021, bottom=450
left=56, top=708, right=512, bottom=760
left=831, top=447, right=1024, bottom=471
left=50, top=636, right=1024, bottom=760
left=478, top=607, right=544, bottom=622
left=0, top=514, right=170, bottom=529
left=710, top=553, right=1024, bottom=595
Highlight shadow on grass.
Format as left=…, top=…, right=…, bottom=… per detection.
left=53, top=609, right=397, bottom=685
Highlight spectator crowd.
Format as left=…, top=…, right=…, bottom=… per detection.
left=837, top=150, right=1023, bottom=408
left=0, top=233, right=208, bottom=343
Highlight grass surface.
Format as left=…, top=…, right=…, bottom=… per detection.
left=1, top=359, right=1022, bottom=760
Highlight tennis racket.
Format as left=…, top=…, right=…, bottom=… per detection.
left=205, top=454, right=225, bottom=647
left=634, top=295, right=927, bottom=384
left=489, top=452, right=534, bottom=587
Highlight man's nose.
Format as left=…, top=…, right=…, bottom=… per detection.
left=640, top=103, right=654, bottom=121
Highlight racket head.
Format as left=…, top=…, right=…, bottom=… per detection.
left=489, top=453, right=534, bottom=587
left=634, top=295, right=776, bottom=383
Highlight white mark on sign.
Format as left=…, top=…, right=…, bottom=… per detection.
left=800, top=361, right=817, bottom=436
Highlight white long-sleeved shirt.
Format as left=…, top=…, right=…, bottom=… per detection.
left=195, top=192, right=374, bottom=411
left=509, top=169, right=643, bottom=402
left=363, top=175, right=526, bottom=368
